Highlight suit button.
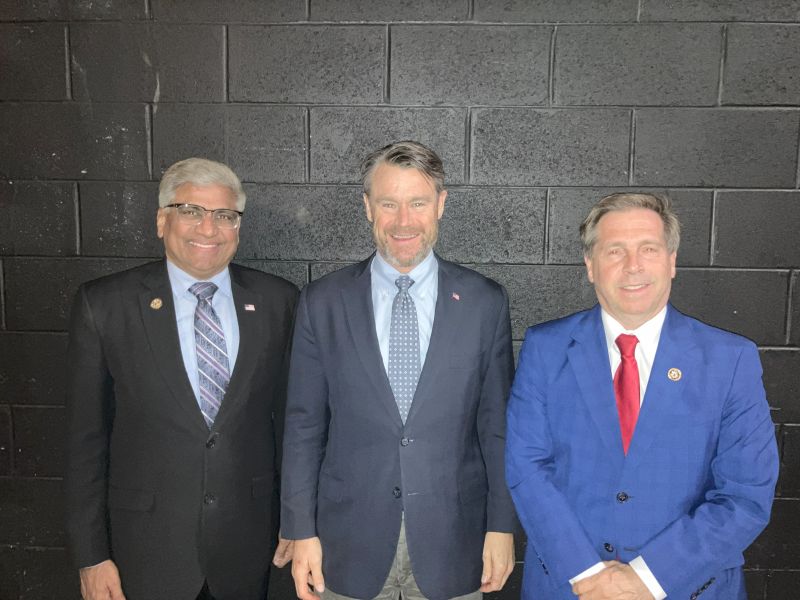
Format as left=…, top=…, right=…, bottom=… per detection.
left=400, top=437, right=409, bottom=446
left=206, top=434, right=217, bottom=449
left=604, top=542, right=614, bottom=553
left=392, top=486, right=401, bottom=498
left=204, top=494, right=216, bottom=505
left=616, top=491, right=629, bottom=503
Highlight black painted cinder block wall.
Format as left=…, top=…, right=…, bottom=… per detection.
left=1, top=1, right=799, bottom=598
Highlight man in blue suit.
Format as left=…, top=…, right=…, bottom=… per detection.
left=506, top=193, right=778, bottom=600
left=281, top=141, right=517, bottom=600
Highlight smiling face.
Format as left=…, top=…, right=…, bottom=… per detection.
left=156, top=183, right=239, bottom=280
left=584, top=207, right=676, bottom=330
left=363, top=162, right=447, bottom=273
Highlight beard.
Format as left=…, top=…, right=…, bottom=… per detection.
left=374, top=223, right=438, bottom=271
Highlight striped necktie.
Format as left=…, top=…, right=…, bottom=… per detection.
left=190, top=282, right=230, bottom=428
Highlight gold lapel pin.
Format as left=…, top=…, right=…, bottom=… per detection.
left=150, top=298, right=163, bottom=310
left=667, top=368, right=682, bottom=381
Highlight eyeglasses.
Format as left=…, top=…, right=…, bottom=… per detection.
left=164, top=203, right=243, bottom=230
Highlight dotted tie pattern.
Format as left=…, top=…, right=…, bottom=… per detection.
left=388, top=275, right=421, bottom=423
left=190, top=282, right=230, bottom=428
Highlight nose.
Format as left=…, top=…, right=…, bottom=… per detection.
left=195, top=212, right=218, bottom=235
left=623, top=251, right=642, bottom=273
left=396, top=203, right=411, bottom=226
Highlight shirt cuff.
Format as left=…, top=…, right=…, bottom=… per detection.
left=630, top=556, right=667, bottom=600
left=569, top=561, right=606, bottom=585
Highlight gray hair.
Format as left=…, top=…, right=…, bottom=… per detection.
left=360, top=140, right=445, bottom=195
left=580, top=192, right=680, bottom=256
left=158, top=158, right=246, bottom=211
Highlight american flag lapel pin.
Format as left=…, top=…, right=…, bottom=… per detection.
left=244, top=303, right=256, bottom=311
left=451, top=292, right=460, bottom=301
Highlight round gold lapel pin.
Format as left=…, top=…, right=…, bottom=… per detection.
left=667, top=368, right=682, bottom=381
left=150, top=298, right=163, bottom=310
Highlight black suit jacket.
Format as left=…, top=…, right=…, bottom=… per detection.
left=65, top=260, right=298, bottom=600
left=281, top=255, right=517, bottom=600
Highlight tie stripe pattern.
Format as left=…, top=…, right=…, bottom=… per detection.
left=190, top=282, right=230, bottom=428
left=614, top=333, right=640, bottom=455
left=388, top=276, right=421, bottom=423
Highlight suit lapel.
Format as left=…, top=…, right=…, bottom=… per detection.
left=138, top=262, right=208, bottom=431
left=625, top=305, right=698, bottom=466
left=567, top=306, right=625, bottom=456
left=341, top=257, right=403, bottom=427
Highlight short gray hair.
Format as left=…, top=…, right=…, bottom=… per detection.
left=360, top=140, right=445, bottom=195
left=158, top=158, right=246, bottom=211
left=580, top=192, right=680, bottom=256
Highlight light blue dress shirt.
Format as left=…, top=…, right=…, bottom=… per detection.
left=166, top=260, right=240, bottom=406
left=370, top=251, right=438, bottom=373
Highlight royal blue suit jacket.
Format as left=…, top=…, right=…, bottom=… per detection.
left=281, top=255, right=517, bottom=600
left=506, top=304, right=778, bottom=600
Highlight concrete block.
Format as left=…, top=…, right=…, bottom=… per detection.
left=79, top=182, right=162, bottom=258
left=778, top=425, right=800, bottom=497
left=745, top=499, right=800, bottom=568
left=762, top=350, right=800, bottom=425
left=151, top=0, right=304, bottom=22
left=4, top=258, right=148, bottom=332
left=71, top=23, right=224, bottom=102
left=226, top=105, right=306, bottom=183
left=724, top=24, right=800, bottom=106
left=0, top=182, right=76, bottom=256
left=437, top=187, right=546, bottom=264
left=237, top=185, right=373, bottom=261
left=0, top=103, right=148, bottom=180
left=474, top=0, right=637, bottom=23
left=474, top=265, right=596, bottom=339
left=233, top=260, right=308, bottom=288
left=0, top=333, right=68, bottom=406
left=471, top=108, right=630, bottom=186
left=311, top=0, right=467, bottom=20
left=793, top=272, right=800, bottom=347
left=310, top=107, right=467, bottom=184
left=634, top=109, right=799, bottom=187
left=391, top=25, right=549, bottom=105
left=0, top=547, right=78, bottom=600
left=12, top=407, right=65, bottom=478
left=743, top=570, right=767, bottom=600
left=229, top=25, right=384, bottom=103
left=0, top=407, right=8, bottom=476
left=0, top=478, right=66, bottom=546
left=714, top=191, right=800, bottom=268
left=548, top=188, right=711, bottom=266
left=766, top=569, right=800, bottom=599
left=0, top=0, right=145, bottom=20
left=152, top=104, right=226, bottom=176
left=0, top=24, right=65, bottom=100
left=670, top=269, right=789, bottom=346
left=310, top=262, right=358, bottom=281
left=640, top=0, right=800, bottom=22
left=555, top=24, right=721, bottom=106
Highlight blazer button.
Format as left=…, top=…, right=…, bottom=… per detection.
left=206, top=434, right=217, bottom=449
left=400, top=437, right=409, bottom=446
left=204, top=494, right=216, bottom=505
left=616, top=491, right=629, bottom=503
left=603, top=542, right=614, bottom=553
left=392, top=486, right=401, bottom=498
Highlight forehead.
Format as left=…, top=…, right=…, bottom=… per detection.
left=369, top=163, right=437, bottom=197
left=595, top=208, right=666, bottom=243
left=173, top=183, right=236, bottom=208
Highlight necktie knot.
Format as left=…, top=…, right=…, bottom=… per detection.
left=616, top=333, right=639, bottom=358
left=190, top=281, right=218, bottom=301
left=395, top=275, right=414, bottom=294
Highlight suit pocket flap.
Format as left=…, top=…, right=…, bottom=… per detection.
left=108, top=486, right=155, bottom=512
left=252, top=472, right=275, bottom=498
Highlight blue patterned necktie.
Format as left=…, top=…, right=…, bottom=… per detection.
left=190, top=282, right=230, bottom=428
left=388, top=275, right=420, bottom=423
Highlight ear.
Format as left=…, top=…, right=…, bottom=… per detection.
left=436, top=189, right=447, bottom=220
left=156, top=208, right=167, bottom=239
left=584, top=253, right=595, bottom=284
left=363, top=194, right=374, bottom=223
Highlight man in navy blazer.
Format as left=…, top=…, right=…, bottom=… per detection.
left=506, top=192, right=778, bottom=599
left=281, top=141, right=517, bottom=600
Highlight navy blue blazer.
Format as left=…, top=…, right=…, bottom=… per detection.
left=506, top=304, right=778, bottom=599
left=281, top=255, right=517, bottom=600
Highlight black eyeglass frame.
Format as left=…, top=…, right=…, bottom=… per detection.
left=163, top=203, right=244, bottom=218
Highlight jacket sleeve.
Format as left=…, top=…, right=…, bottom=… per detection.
left=476, top=285, right=518, bottom=533
left=64, top=285, right=114, bottom=568
left=279, top=287, right=330, bottom=540
left=638, top=341, right=778, bottom=596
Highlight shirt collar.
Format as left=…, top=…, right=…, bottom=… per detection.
left=370, top=250, right=437, bottom=294
left=166, top=259, right=233, bottom=300
left=601, top=305, right=667, bottom=353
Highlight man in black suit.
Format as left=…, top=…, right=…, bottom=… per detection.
left=282, top=141, right=516, bottom=600
left=65, top=158, right=298, bottom=600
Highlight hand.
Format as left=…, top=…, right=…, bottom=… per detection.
left=480, top=531, right=514, bottom=592
left=572, top=561, right=654, bottom=600
left=290, top=537, right=325, bottom=600
left=273, top=536, right=295, bottom=568
left=79, top=559, right=126, bottom=600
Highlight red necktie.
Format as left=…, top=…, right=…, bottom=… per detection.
left=614, top=334, right=640, bottom=455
